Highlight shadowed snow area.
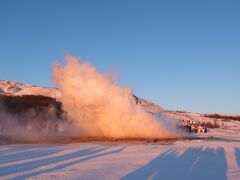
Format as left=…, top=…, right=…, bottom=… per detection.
left=0, top=137, right=240, bottom=180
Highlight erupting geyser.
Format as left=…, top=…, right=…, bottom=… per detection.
left=52, top=55, right=178, bottom=139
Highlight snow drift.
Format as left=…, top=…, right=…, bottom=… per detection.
left=52, top=55, right=179, bottom=138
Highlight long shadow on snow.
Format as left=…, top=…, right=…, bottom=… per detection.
left=122, top=147, right=227, bottom=180
left=0, top=146, right=105, bottom=177
left=235, top=148, right=240, bottom=168
left=11, top=146, right=126, bottom=180
left=0, top=147, right=64, bottom=164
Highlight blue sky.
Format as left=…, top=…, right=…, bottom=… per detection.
left=0, top=0, right=240, bottom=114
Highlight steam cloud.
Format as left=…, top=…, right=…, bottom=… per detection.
left=52, top=55, right=178, bottom=138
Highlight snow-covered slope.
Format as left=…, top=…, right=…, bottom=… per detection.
left=133, top=95, right=163, bottom=112
left=0, top=80, right=163, bottom=112
left=0, top=80, right=61, bottom=100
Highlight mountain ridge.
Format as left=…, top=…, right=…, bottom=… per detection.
left=0, top=80, right=163, bottom=113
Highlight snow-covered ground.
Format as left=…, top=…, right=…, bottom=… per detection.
left=0, top=127, right=239, bottom=180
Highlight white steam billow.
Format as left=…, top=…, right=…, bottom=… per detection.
left=52, top=55, right=179, bottom=139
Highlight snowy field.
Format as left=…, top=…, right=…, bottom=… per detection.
left=0, top=129, right=240, bottom=180
left=1, top=111, right=240, bottom=180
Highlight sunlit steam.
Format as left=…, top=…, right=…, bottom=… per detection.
left=52, top=55, right=178, bottom=138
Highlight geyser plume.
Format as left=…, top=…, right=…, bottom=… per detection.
left=52, top=56, right=177, bottom=138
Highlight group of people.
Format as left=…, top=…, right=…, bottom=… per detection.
left=178, top=119, right=208, bottom=133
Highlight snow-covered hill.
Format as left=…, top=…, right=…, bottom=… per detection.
left=133, top=95, right=163, bottom=112
left=0, top=80, right=61, bottom=100
left=0, top=80, right=163, bottom=112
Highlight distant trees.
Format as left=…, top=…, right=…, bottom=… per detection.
left=176, top=110, right=188, bottom=113
left=0, top=95, right=65, bottom=131
left=204, top=114, right=240, bottom=122
left=0, top=95, right=62, bottom=115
